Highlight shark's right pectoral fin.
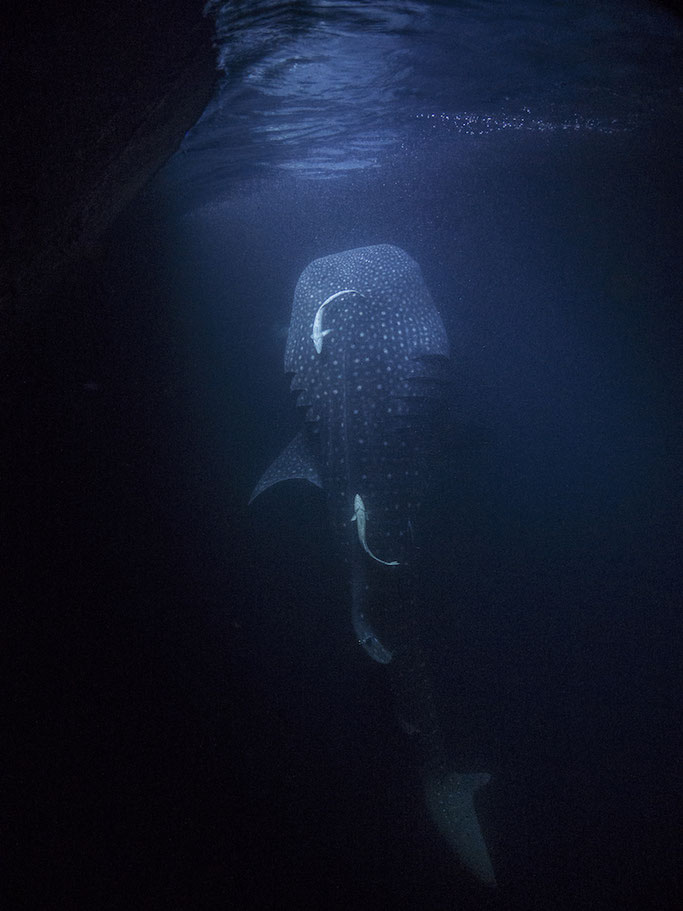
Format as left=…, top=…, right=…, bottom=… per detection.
left=249, top=432, right=323, bottom=504
left=424, top=770, right=495, bottom=887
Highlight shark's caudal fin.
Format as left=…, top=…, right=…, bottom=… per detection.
left=423, top=770, right=496, bottom=887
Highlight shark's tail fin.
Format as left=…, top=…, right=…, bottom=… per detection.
left=423, top=770, right=496, bottom=887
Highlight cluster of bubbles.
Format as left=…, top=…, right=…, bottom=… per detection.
left=415, top=109, right=630, bottom=137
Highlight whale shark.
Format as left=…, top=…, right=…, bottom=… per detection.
left=250, top=244, right=495, bottom=886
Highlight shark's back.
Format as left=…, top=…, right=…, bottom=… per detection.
left=282, top=245, right=450, bottom=559
left=286, top=244, right=449, bottom=406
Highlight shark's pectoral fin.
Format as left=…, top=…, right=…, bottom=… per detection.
left=249, top=432, right=322, bottom=504
left=424, top=770, right=495, bottom=887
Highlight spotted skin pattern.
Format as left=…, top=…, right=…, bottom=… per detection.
left=286, top=244, right=450, bottom=564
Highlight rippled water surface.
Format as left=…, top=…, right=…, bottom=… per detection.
left=168, top=0, right=682, bottom=191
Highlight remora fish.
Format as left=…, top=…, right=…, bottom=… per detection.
left=311, top=288, right=365, bottom=354
left=351, top=493, right=399, bottom=566
left=250, top=244, right=495, bottom=886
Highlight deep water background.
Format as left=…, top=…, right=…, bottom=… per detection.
left=7, top=2, right=681, bottom=910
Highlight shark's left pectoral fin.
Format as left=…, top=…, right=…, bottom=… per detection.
left=424, top=770, right=496, bottom=887
left=249, top=432, right=322, bottom=504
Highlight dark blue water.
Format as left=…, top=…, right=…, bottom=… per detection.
left=12, top=2, right=681, bottom=909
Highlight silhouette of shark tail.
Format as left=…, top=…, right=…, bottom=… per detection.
left=423, top=770, right=496, bottom=887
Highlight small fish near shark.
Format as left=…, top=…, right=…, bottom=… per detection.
left=250, top=244, right=495, bottom=887
left=351, top=493, right=399, bottom=566
left=311, top=288, right=365, bottom=353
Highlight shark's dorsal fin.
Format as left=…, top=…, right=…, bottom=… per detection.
left=249, top=432, right=322, bottom=504
left=351, top=580, right=393, bottom=664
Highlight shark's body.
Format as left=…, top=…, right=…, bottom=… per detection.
left=250, top=244, right=495, bottom=886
